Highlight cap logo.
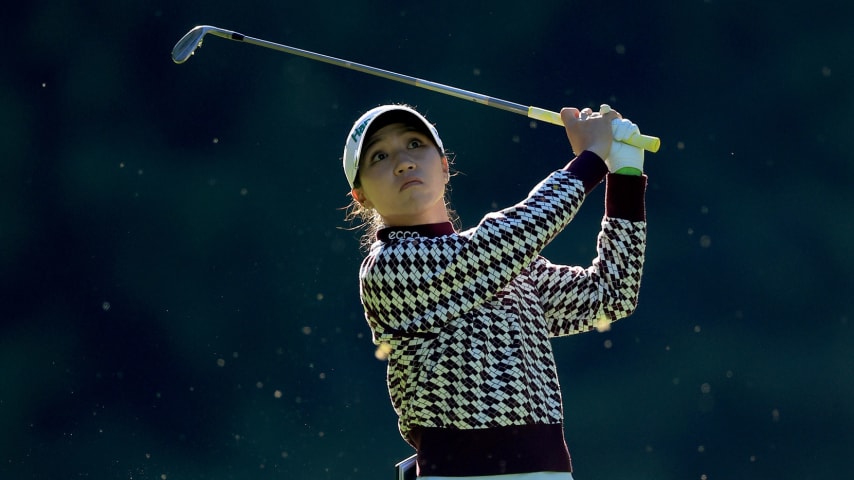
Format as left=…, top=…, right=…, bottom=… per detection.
left=350, top=118, right=370, bottom=144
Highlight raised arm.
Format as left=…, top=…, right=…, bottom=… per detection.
left=538, top=111, right=648, bottom=335
left=538, top=175, right=647, bottom=335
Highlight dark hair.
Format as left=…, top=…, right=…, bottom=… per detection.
left=362, top=110, right=436, bottom=148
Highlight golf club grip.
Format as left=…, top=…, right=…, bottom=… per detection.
left=528, top=107, right=661, bottom=153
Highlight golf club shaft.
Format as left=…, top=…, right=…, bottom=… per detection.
left=173, top=26, right=660, bottom=152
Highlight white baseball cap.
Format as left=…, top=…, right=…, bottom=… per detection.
left=342, top=105, right=443, bottom=188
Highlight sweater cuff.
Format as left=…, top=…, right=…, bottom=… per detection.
left=564, top=150, right=608, bottom=194
left=605, top=173, right=647, bottom=221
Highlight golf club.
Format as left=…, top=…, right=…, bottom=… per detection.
left=173, top=25, right=660, bottom=153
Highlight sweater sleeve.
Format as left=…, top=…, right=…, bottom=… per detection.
left=535, top=174, right=647, bottom=336
left=360, top=153, right=606, bottom=341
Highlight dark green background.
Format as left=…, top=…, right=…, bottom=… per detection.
left=3, top=1, right=852, bottom=478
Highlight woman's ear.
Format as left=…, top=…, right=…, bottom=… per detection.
left=352, top=188, right=372, bottom=208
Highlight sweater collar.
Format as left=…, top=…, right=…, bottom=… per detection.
left=377, top=222, right=455, bottom=241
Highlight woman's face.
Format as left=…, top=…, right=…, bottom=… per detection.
left=352, top=122, right=450, bottom=227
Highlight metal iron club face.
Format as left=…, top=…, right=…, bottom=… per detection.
left=171, top=25, right=210, bottom=64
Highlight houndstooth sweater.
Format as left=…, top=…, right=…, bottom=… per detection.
left=358, top=151, right=647, bottom=477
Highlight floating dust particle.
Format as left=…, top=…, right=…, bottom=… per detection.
left=594, top=315, right=612, bottom=332
left=603, top=339, right=613, bottom=349
left=375, top=343, right=392, bottom=361
left=213, top=138, right=219, bottom=144
left=240, top=187, right=248, bottom=196
left=700, top=383, right=711, bottom=394
left=677, top=141, right=685, bottom=150
left=274, top=390, right=283, bottom=399
left=302, top=326, right=312, bottom=335
left=615, top=44, right=626, bottom=54
left=217, top=358, right=226, bottom=367
left=102, top=301, right=111, bottom=311
left=316, top=293, right=324, bottom=301
left=700, top=235, right=711, bottom=248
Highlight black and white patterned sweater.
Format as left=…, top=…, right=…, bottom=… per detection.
left=358, top=151, right=647, bottom=477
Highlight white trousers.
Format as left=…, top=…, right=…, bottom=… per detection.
left=420, top=472, right=574, bottom=480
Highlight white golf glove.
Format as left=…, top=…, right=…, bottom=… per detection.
left=607, top=118, right=645, bottom=174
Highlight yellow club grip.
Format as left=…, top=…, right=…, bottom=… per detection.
left=528, top=107, right=661, bottom=153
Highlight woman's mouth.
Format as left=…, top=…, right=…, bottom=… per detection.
left=400, top=179, right=423, bottom=191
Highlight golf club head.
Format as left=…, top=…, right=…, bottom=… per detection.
left=172, top=25, right=212, bottom=64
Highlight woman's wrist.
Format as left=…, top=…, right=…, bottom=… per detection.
left=564, top=150, right=608, bottom=194
left=614, top=166, right=643, bottom=176
left=605, top=173, right=647, bottom=221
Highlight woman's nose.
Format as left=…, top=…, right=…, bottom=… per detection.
left=394, top=155, right=416, bottom=174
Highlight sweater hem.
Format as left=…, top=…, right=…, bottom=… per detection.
left=410, top=423, right=573, bottom=477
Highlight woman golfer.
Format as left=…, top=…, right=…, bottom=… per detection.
left=343, top=104, right=647, bottom=479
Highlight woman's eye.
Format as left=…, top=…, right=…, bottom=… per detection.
left=408, top=139, right=423, bottom=149
left=370, top=152, right=387, bottom=163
